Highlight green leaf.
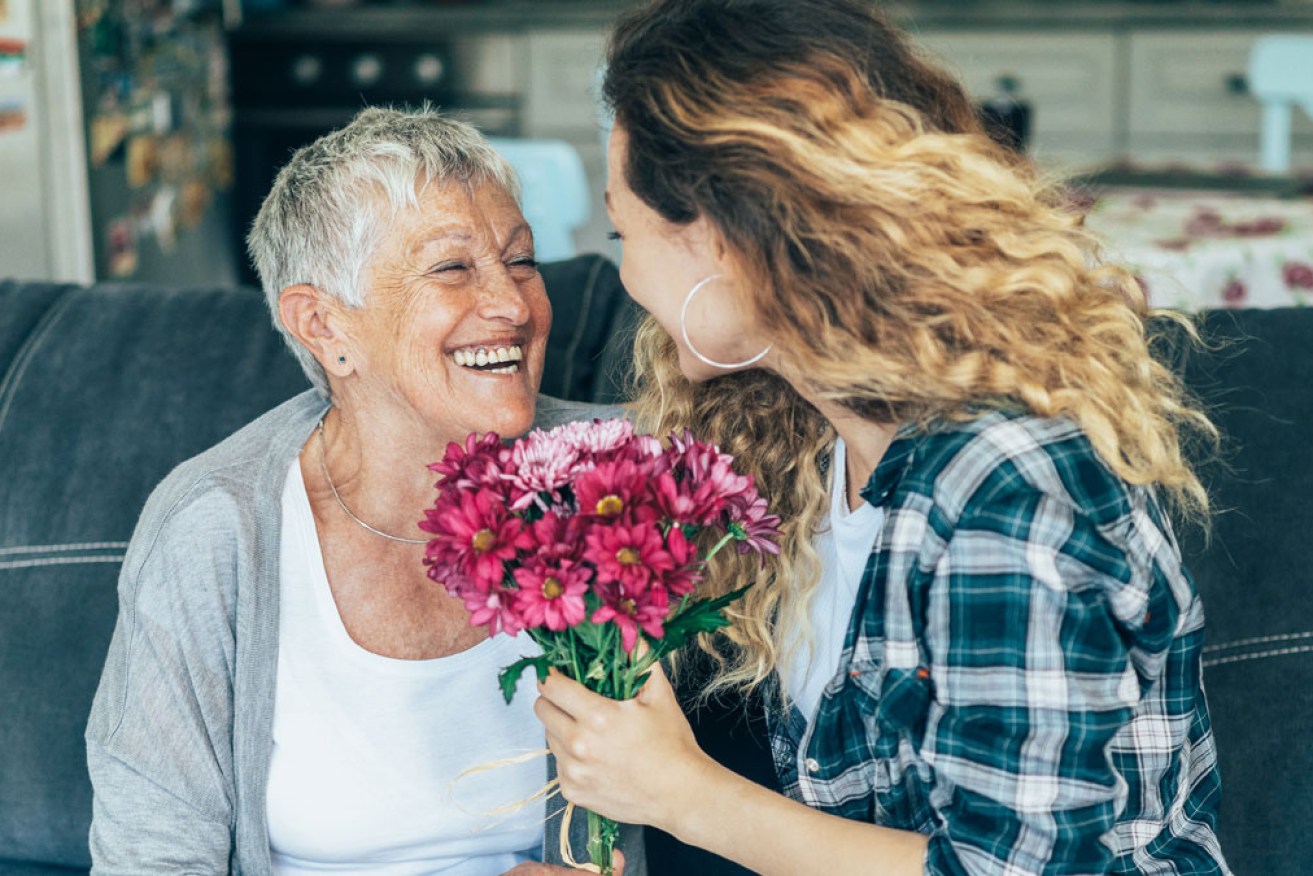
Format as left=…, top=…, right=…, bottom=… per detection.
left=573, top=620, right=603, bottom=650
left=498, top=655, right=551, bottom=704
left=656, top=584, right=753, bottom=653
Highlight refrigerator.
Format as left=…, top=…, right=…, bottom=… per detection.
left=0, top=0, right=237, bottom=286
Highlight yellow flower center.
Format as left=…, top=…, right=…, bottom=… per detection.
left=619, top=598, right=637, bottom=616
left=596, top=494, right=625, bottom=517
left=616, top=547, right=641, bottom=565
left=471, top=529, right=496, bottom=553
left=541, top=577, right=563, bottom=599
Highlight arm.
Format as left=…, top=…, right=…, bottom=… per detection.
left=86, top=497, right=239, bottom=874
left=534, top=666, right=928, bottom=876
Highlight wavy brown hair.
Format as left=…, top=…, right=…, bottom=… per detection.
left=603, top=0, right=1215, bottom=699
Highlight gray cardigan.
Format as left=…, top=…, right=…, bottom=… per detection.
left=86, top=390, right=645, bottom=875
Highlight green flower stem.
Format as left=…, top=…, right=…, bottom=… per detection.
left=703, top=530, right=737, bottom=562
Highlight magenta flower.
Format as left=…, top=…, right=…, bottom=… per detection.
left=574, top=459, right=649, bottom=521
left=660, top=524, right=701, bottom=597
left=584, top=520, right=676, bottom=591
left=522, top=511, right=586, bottom=565
left=726, top=491, right=784, bottom=560
left=513, top=559, right=591, bottom=631
left=463, top=584, right=525, bottom=637
left=591, top=581, right=671, bottom=653
left=669, top=431, right=752, bottom=505
left=420, top=488, right=527, bottom=587
left=429, top=432, right=509, bottom=496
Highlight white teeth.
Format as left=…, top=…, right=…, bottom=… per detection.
left=450, top=344, right=525, bottom=369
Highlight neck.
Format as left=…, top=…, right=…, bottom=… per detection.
left=775, top=366, right=899, bottom=512
left=312, top=403, right=458, bottom=543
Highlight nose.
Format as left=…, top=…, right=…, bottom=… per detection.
left=477, top=267, right=532, bottom=324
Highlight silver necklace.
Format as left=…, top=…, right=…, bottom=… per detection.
left=316, top=418, right=428, bottom=545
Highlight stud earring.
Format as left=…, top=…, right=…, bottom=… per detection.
left=337, top=355, right=346, bottom=364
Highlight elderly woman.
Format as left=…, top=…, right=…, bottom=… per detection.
left=86, top=107, right=635, bottom=875
left=534, top=2, right=1231, bottom=875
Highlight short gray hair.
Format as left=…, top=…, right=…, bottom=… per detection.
left=247, top=105, right=519, bottom=396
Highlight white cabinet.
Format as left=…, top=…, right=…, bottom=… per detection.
left=913, top=31, right=1120, bottom=169
left=521, top=28, right=612, bottom=257
left=1126, top=29, right=1313, bottom=166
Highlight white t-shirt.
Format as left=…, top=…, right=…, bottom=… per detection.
left=784, top=438, right=884, bottom=721
left=267, top=461, right=546, bottom=875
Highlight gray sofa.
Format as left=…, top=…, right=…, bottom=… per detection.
left=0, top=257, right=1309, bottom=874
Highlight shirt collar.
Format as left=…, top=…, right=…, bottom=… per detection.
left=859, top=425, right=919, bottom=507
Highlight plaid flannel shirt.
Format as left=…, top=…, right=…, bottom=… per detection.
left=770, top=411, right=1230, bottom=875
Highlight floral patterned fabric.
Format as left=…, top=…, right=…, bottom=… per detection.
left=1084, top=191, right=1313, bottom=310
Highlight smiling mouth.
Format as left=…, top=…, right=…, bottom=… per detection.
left=451, top=344, right=524, bottom=375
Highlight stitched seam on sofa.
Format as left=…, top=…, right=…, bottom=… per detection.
left=0, top=285, right=78, bottom=437
left=561, top=255, right=604, bottom=396
left=0, top=540, right=131, bottom=556
left=1202, top=630, right=1313, bottom=652
left=0, top=554, right=125, bottom=570
left=1203, top=644, right=1313, bottom=667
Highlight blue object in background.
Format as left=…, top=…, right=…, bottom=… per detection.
left=487, top=137, right=590, bottom=264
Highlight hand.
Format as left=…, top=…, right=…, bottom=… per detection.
left=502, top=850, right=625, bottom=874
left=534, top=662, right=715, bottom=832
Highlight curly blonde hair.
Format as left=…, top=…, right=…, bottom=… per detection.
left=603, top=0, right=1215, bottom=699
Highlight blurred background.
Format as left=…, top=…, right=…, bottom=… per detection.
left=2, top=0, right=1312, bottom=299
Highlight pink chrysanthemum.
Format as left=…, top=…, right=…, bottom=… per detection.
left=505, top=430, right=586, bottom=511
left=513, top=559, right=591, bottom=631
left=591, top=580, right=670, bottom=653
left=567, top=418, right=636, bottom=459
left=583, top=520, right=676, bottom=591
left=726, top=491, right=783, bottom=559
left=421, top=488, right=527, bottom=587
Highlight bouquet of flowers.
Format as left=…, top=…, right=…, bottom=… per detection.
left=419, top=418, right=780, bottom=875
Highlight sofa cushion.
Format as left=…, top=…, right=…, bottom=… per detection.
left=1164, top=308, right=1313, bottom=875
left=0, top=279, right=307, bottom=869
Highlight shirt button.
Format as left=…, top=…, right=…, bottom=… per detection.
left=805, top=758, right=821, bottom=774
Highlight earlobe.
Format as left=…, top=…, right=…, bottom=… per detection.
left=278, top=284, right=352, bottom=375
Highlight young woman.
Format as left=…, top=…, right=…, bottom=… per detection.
left=533, top=1, right=1231, bottom=873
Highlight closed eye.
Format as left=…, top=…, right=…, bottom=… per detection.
left=429, top=261, right=469, bottom=274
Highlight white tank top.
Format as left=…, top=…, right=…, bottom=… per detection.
left=784, top=437, right=884, bottom=720
left=267, top=461, right=546, bottom=875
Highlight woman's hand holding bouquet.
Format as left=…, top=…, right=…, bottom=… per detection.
left=420, top=419, right=780, bottom=874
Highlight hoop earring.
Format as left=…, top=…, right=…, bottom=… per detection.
left=679, top=274, right=771, bottom=370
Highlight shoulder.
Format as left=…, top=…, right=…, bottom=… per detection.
left=531, top=394, right=628, bottom=431
left=124, top=390, right=325, bottom=582
left=901, top=410, right=1134, bottom=530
